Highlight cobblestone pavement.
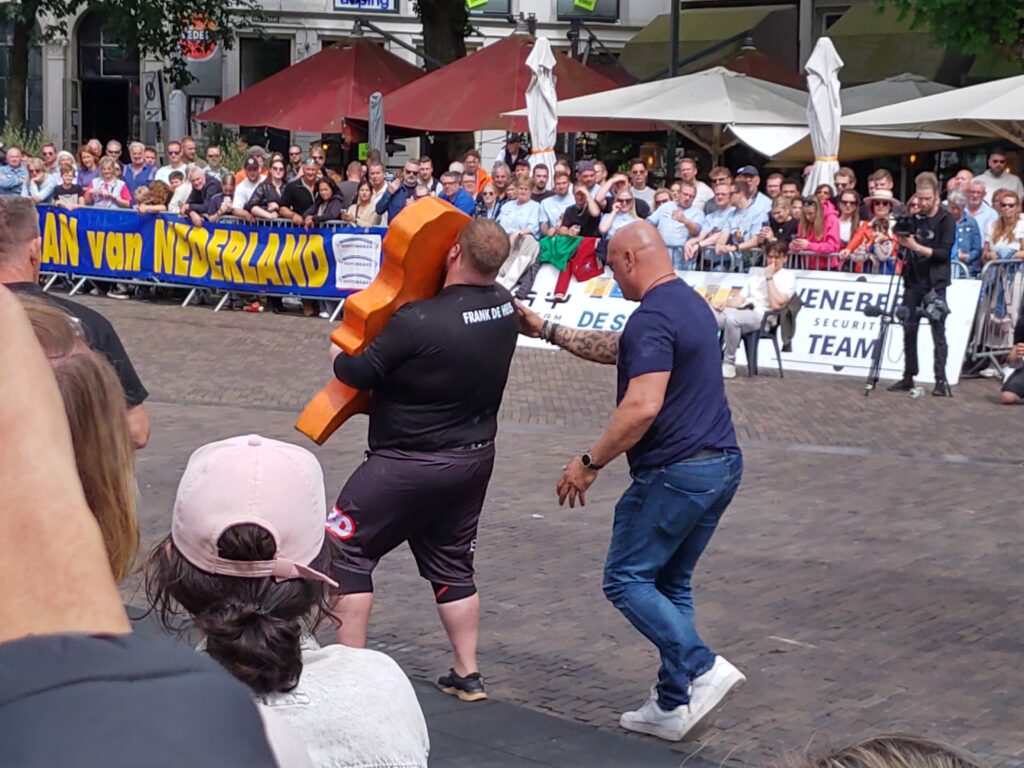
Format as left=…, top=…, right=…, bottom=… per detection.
left=84, top=295, right=1022, bottom=767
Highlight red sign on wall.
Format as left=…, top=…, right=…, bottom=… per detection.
left=181, top=16, right=218, bottom=62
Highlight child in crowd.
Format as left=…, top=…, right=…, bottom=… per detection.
left=137, top=180, right=170, bottom=213
left=146, top=435, right=430, bottom=768
left=54, top=167, right=84, bottom=210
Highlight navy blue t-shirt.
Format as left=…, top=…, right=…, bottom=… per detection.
left=617, top=279, right=739, bottom=471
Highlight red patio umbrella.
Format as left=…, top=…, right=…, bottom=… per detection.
left=359, top=34, right=660, bottom=133
left=196, top=41, right=424, bottom=133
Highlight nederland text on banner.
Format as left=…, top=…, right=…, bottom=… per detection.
left=39, top=206, right=386, bottom=298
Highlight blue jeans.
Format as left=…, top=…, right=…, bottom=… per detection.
left=669, top=246, right=694, bottom=271
left=603, top=451, right=743, bottom=710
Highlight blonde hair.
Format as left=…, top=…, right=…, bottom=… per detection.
left=991, top=189, right=1020, bottom=245
left=22, top=296, right=139, bottom=582
left=778, top=735, right=988, bottom=768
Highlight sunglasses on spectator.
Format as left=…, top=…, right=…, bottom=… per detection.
left=289, top=151, right=303, bottom=156
left=168, top=150, right=181, bottom=156
left=655, top=197, right=670, bottom=205
left=483, top=190, right=496, bottom=196
left=999, top=201, right=1018, bottom=208
left=616, top=197, right=632, bottom=203
left=271, top=165, right=285, bottom=171
left=840, top=199, right=857, bottom=205
left=42, top=150, right=55, bottom=157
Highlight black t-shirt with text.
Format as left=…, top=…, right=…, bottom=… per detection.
left=561, top=205, right=602, bottom=237
left=333, top=283, right=518, bottom=451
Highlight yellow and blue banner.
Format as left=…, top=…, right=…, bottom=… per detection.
left=39, top=206, right=386, bottom=298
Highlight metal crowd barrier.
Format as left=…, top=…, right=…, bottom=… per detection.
left=40, top=208, right=981, bottom=323
left=966, top=258, right=1024, bottom=373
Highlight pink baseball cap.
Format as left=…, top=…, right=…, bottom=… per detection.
left=171, top=435, right=337, bottom=587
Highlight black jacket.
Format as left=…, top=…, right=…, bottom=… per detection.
left=305, top=194, right=346, bottom=223
left=185, top=176, right=224, bottom=217
left=246, top=179, right=286, bottom=211
left=280, top=178, right=317, bottom=215
left=903, top=206, right=955, bottom=290
left=0, top=633, right=279, bottom=768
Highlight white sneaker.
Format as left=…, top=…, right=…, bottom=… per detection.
left=722, top=363, right=737, bottom=379
left=979, top=365, right=1000, bottom=379
left=620, top=696, right=689, bottom=741
left=318, top=311, right=331, bottom=319
left=685, top=656, right=746, bottom=739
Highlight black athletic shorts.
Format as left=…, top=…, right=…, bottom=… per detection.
left=327, top=443, right=495, bottom=592
left=1003, top=367, right=1024, bottom=399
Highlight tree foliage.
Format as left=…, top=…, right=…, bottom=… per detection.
left=0, top=0, right=264, bottom=127
left=413, top=0, right=470, bottom=70
left=880, top=0, right=1024, bottom=62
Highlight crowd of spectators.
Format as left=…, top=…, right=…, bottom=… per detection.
left=3, top=134, right=1023, bottom=313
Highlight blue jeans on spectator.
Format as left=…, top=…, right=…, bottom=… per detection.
left=603, top=451, right=743, bottom=711
left=669, top=246, right=694, bottom=271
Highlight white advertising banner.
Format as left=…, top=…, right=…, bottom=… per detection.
left=516, top=265, right=982, bottom=385
left=332, top=233, right=382, bottom=292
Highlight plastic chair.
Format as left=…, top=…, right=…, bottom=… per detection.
left=740, top=310, right=784, bottom=378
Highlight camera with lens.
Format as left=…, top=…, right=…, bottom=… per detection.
left=892, top=213, right=924, bottom=238
left=920, top=289, right=950, bottom=323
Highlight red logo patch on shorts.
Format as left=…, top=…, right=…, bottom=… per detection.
left=326, top=506, right=356, bottom=541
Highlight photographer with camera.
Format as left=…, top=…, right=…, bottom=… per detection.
left=888, top=174, right=956, bottom=397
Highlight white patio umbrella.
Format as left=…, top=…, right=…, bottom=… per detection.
left=504, top=67, right=808, bottom=164
left=802, top=37, right=843, bottom=197
left=525, top=37, right=558, bottom=189
left=842, top=73, right=1024, bottom=146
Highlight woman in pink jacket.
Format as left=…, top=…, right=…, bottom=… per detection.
left=791, top=196, right=840, bottom=270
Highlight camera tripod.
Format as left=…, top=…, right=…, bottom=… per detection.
left=863, top=260, right=905, bottom=396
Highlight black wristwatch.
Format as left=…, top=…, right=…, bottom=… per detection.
left=581, top=451, right=604, bottom=471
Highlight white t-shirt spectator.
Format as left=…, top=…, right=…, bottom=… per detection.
left=233, top=177, right=261, bottom=211
left=254, top=640, right=429, bottom=768
left=985, top=214, right=1024, bottom=257
left=630, top=185, right=656, bottom=208
left=975, top=170, right=1024, bottom=204
left=741, top=267, right=797, bottom=317
left=692, top=180, right=714, bottom=210
left=167, top=183, right=191, bottom=215
left=155, top=164, right=187, bottom=185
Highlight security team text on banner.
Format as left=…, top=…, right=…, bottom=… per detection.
left=39, top=206, right=385, bottom=299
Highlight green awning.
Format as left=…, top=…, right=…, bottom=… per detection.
left=620, top=5, right=796, bottom=81
left=828, top=4, right=970, bottom=85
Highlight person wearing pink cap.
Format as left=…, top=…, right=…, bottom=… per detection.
left=146, top=434, right=429, bottom=768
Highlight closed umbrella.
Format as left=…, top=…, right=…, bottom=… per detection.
left=368, top=91, right=386, bottom=157
left=525, top=37, right=558, bottom=190
left=802, top=37, right=844, bottom=197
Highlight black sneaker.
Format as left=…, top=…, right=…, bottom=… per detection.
left=887, top=378, right=914, bottom=392
left=437, top=668, right=488, bottom=702
left=932, top=381, right=952, bottom=397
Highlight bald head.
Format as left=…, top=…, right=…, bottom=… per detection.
left=607, top=222, right=675, bottom=301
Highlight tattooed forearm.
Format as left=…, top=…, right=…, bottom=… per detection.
left=549, top=324, right=620, bottom=365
